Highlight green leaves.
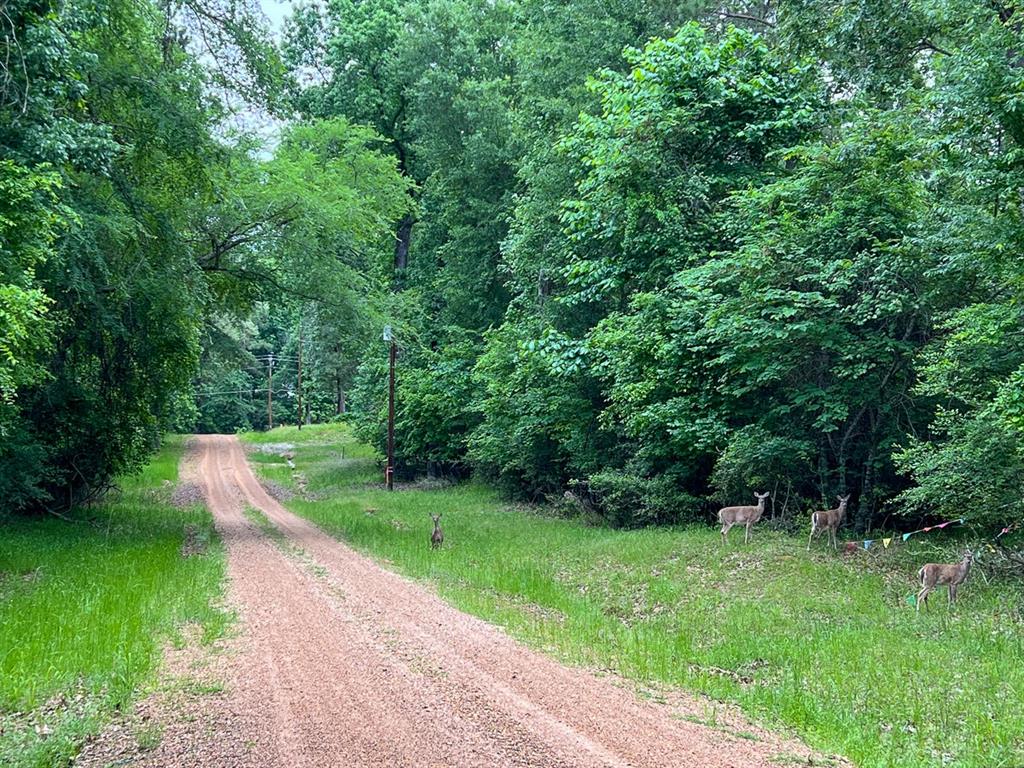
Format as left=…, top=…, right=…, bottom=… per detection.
left=7, top=0, right=1020, bottom=535
left=554, top=24, right=824, bottom=310
left=0, top=163, right=63, bottom=407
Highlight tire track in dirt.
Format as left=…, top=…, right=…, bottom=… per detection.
left=119, top=435, right=836, bottom=767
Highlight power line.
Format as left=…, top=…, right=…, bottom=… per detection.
left=194, top=387, right=294, bottom=398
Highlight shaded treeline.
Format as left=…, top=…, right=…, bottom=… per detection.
left=5, top=0, right=1024, bottom=533
left=286, top=0, right=1024, bottom=531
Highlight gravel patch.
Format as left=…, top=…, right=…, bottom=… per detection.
left=171, top=482, right=204, bottom=508
left=247, top=442, right=295, bottom=456
left=259, top=479, right=295, bottom=502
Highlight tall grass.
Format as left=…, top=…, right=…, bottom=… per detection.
left=244, top=424, right=1024, bottom=768
left=0, top=436, right=227, bottom=768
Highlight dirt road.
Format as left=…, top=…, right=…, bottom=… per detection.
left=97, top=435, right=828, bottom=767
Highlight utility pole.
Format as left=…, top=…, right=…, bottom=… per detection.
left=267, top=354, right=274, bottom=430
left=296, top=329, right=303, bottom=431
left=384, top=325, right=395, bottom=491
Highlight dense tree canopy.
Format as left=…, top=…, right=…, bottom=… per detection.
left=0, top=0, right=407, bottom=510
left=4, top=0, right=1024, bottom=536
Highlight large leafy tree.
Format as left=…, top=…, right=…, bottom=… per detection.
left=472, top=25, right=825, bottom=519
left=894, top=2, right=1024, bottom=526
left=0, top=0, right=409, bottom=511
left=594, top=120, right=932, bottom=526
left=187, top=119, right=412, bottom=435
left=299, top=0, right=713, bottom=473
left=6, top=0, right=222, bottom=508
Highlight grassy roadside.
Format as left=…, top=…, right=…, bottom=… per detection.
left=244, top=424, right=1023, bottom=768
left=0, top=436, right=228, bottom=768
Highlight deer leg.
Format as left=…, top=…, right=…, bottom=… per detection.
left=745, top=522, right=752, bottom=544
left=949, top=584, right=957, bottom=606
left=807, top=522, right=816, bottom=551
left=917, top=586, right=931, bottom=612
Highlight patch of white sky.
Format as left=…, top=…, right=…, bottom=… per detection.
left=222, top=0, right=295, bottom=152
left=260, top=0, right=294, bottom=35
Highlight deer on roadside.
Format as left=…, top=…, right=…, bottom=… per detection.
left=718, top=492, right=770, bottom=545
left=807, top=494, right=851, bottom=551
left=430, top=513, right=444, bottom=549
left=916, top=550, right=973, bottom=611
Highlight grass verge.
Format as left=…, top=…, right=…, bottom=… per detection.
left=0, top=435, right=228, bottom=768
left=243, top=423, right=1024, bottom=768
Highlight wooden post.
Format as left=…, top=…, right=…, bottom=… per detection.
left=387, top=339, right=396, bottom=491
left=267, top=355, right=274, bottom=430
left=296, top=330, right=303, bottom=430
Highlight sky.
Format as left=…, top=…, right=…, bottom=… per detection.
left=260, top=0, right=294, bottom=34
left=210, top=1, right=295, bottom=148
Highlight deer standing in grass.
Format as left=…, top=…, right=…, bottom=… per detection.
left=430, top=513, right=444, bottom=549
left=718, top=492, right=770, bottom=545
left=916, top=550, right=973, bottom=611
left=807, top=494, right=851, bottom=551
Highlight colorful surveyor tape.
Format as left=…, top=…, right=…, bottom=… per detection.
left=857, top=517, right=968, bottom=550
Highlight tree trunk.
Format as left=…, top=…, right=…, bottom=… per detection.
left=394, top=215, right=413, bottom=273
left=857, top=447, right=875, bottom=533
left=816, top=441, right=829, bottom=505
left=855, top=410, right=881, bottom=533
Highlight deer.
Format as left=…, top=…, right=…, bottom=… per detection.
left=916, top=550, right=973, bottom=611
left=430, top=513, right=444, bottom=549
left=807, top=494, right=851, bottom=551
left=718, top=492, right=770, bottom=545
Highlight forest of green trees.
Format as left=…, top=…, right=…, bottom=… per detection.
left=3, top=0, right=1023, bottom=533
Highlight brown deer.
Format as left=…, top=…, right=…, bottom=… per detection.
left=430, top=513, right=444, bottom=549
left=916, top=550, right=973, bottom=611
left=807, top=494, right=851, bottom=551
left=718, top=492, right=770, bottom=545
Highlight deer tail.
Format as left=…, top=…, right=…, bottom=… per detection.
left=917, top=566, right=926, bottom=583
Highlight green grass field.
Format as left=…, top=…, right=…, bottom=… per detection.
left=244, top=423, right=1024, bottom=768
left=0, top=436, right=227, bottom=768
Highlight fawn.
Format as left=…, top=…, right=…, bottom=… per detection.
left=807, top=494, right=851, bottom=551
left=916, top=550, right=973, bottom=611
left=718, top=492, right=770, bottom=545
left=430, top=513, right=444, bottom=549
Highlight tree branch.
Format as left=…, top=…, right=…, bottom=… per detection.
left=720, top=12, right=776, bottom=28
